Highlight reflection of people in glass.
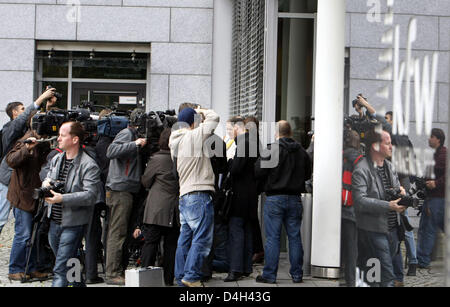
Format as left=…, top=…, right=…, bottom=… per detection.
left=417, top=129, right=447, bottom=269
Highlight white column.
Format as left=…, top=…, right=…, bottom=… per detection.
left=310, top=0, right=346, bottom=278
left=211, top=0, right=234, bottom=137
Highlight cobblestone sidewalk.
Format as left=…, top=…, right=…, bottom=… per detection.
left=0, top=216, right=446, bottom=287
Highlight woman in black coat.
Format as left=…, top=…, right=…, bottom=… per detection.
left=224, top=121, right=259, bottom=282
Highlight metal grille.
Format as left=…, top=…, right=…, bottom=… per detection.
left=230, top=0, right=265, bottom=120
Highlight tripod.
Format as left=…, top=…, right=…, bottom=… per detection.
left=21, top=197, right=48, bottom=283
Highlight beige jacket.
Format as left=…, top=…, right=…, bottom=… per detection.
left=169, top=109, right=220, bottom=197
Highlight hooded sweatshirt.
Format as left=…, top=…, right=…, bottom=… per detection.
left=169, top=109, right=220, bottom=197
left=255, top=137, right=312, bottom=196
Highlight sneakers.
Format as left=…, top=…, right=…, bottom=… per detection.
left=181, top=279, right=204, bottom=287
left=407, top=264, right=417, bottom=276
left=255, top=275, right=276, bottom=284
left=105, top=276, right=125, bottom=285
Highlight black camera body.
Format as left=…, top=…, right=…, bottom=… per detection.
left=47, top=85, right=62, bottom=100
left=344, top=115, right=379, bottom=139
left=32, top=181, right=65, bottom=200
left=385, top=188, right=422, bottom=209
left=31, top=110, right=69, bottom=137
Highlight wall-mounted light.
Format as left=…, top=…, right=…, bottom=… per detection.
left=48, top=49, right=54, bottom=59
left=89, top=49, right=95, bottom=59
left=131, top=50, right=136, bottom=62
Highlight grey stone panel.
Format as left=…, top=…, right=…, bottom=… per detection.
left=56, top=0, right=121, bottom=5
left=350, top=13, right=439, bottom=50
left=168, top=75, right=211, bottom=111
left=36, top=4, right=77, bottom=40
left=0, top=71, right=34, bottom=116
left=0, top=0, right=55, bottom=3
left=350, top=48, right=448, bottom=83
left=76, top=6, right=170, bottom=42
left=346, top=0, right=450, bottom=16
left=151, top=43, right=212, bottom=75
left=0, top=4, right=35, bottom=39
left=0, top=39, right=34, bottom=71
left=149, top=74, right=169, bottom=112
left=170, top=8, right=213, bottom=43
left=123, top=0, right=213, bottom=8
left=439, top=17, right=450, bottom=51
left=438, top=83, right=449, bottom=123
left=345, top=13, right=351, bottom=47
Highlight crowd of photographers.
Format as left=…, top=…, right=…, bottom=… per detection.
left=340, top=95, right=447, bottom=287
left=0, top=87, right=446, bottom=288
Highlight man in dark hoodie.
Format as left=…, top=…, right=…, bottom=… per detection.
left=254, top=120, right=312, bottom=284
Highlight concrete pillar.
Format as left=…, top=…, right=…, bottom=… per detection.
left=310, top=0, right=346, bottom=278
left=211, top=0, right=234, bottom=137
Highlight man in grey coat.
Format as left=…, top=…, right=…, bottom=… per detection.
left=104, top=109, right=147, bottom=285
left=44, top=121, right=101, bottom=287
left=352, top=128, right=406, bottom=287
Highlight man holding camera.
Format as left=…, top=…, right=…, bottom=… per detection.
left=0, top=88, right=56, bottom=235
left=43, top=121, right=101, bottom=287
left=169, top=106, right=219, bottom=287
left=352, top=128, right=406, bottom=287
left=5, top=117, right=51, bottom=281
left=104, top=109, right=147, bottom=285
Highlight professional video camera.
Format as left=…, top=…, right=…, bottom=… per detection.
left=32, top=180, right=65, bottom=200
left=344, top=115, right=379, bottom=139
left=32, top=110, right=69, bottom=137
left=385, top=187, right=423, bottom=210
left=132, top=109, right=177, bottom=154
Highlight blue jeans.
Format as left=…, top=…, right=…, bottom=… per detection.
left=262, top=195, right=303, bottom=283
left=0, top=182, right=11, bottom=233
left=228, top=216, right=253, bottom=274
left=361, top=229, right=399, bottom=287
left=48, top=221, right=84, bottom=287
left=175, top=192, right=214, bottom=285
left=417, top=198, right=445, bottom=267
left=9, top=208, right=36, bottom=274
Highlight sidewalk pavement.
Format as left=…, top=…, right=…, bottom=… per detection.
left=0, top=214, right=446, bottom=287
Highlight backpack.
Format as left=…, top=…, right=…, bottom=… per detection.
left=342, top=152, right=363, bottom=207
left=97, top=115, right=129, bottom=138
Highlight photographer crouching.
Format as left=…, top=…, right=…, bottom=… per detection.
left=42, top=121, right=101, bottom=287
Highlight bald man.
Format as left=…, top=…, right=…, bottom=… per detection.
left=254, top=120, right=312, bottom=284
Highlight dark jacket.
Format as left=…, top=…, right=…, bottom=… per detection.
left=95, top=135, right=113, bottom=185
left=255, top=137, right=311, bottom=196
left=427, top=145, right=447, bottom=198
left=6, top=130, right=50, bottom=213
left=352, top=156, right=401, bottom=234
left=141, top=150, right=180, bottom=228
left=229, top=132, right=259, bottom=220
left=0, top=103, right=38, bottom=186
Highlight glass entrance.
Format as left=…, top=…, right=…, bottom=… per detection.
left=276, top=17, right=315, bottom=148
